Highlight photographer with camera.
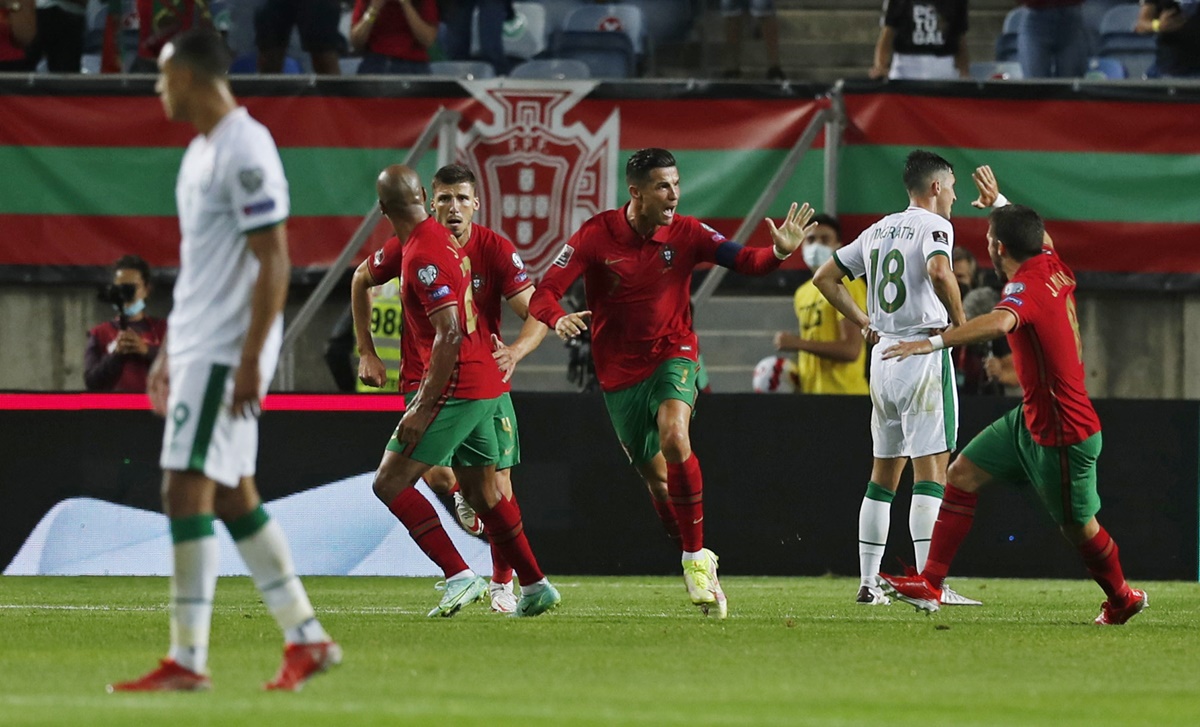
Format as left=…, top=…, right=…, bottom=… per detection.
left=84, top=255, right=167, bottom=392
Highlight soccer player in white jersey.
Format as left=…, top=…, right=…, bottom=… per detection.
left=109, top=29, right=340, bottom=693
left=813, top=149, right=979, bottom=607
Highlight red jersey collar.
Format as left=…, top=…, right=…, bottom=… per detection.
left=613, top=203, right=673, bottom=245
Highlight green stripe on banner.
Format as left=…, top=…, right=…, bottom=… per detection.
left=0, top=147, right=440, bottom=217
left=189, top=364, right=231, bottom=473
left=837, top=146, right=1200, bottom=224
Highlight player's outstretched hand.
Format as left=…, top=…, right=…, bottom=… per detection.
left=765, top=202, right=816, bottom=257
left=555, top=310, right=592, bottom=340
left=881, top=339, right=932, bottom=361
left=147, top=351, right=169, bottom=417
left=492, top=334, right=516, bottom=383
left=971, top=165, right=1001, bottom=209
left=358, top=352, right=387, bottom=388
left=230, top=362, right=262, bottom=419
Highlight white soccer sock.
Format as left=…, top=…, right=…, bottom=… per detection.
left=520, top=577, right=549, bottom=596
left=168, top=534, right=219, bottom=674
left=447, top=569, right=476, bottom=582
left=233, top=517, right=329, bottom=645
left=910, top=494, right=943, bottom=572
left=858, top=497, right=891, bottom=588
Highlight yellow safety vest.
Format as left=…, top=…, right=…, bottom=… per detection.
left=356, top=279, right=402, bottom=393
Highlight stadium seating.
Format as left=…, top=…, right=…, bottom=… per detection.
left=1085, top=57, right=1128, bottom=80
left=970, top=61, right=1025, bottom=81
left=550, top=30, right=636, bottom=78
left=541, top=0, right=588, bottom=35
left=561, top=3, right=647, bottom=56
left=429, top=60, right=497, bottom=79
left=231, top=52, right=302, bottom=75
left=1097, top=3, right=1156, bottom=79
left=995, top=6, right=1029, bottom=63
left=1082, top=0, right=1133, bottom=56
left=471, top=1, right=549, bottom=61
left=509, top=58, right=591, bottom=80
left=623, top=0, right=695, bottom=46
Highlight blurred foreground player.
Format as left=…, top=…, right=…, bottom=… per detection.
left=110, top=29, right=338, bottom=693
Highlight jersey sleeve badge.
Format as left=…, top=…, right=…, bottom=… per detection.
left=553, top=244, right=575, bottom=268
left=932, top=230, right=950, bottom=245
left=417, top=265, right=439, bottom=286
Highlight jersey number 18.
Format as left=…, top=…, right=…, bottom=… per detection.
left=869, top=248, right=907, bottom=314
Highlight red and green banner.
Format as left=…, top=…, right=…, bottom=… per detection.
left=0, top=79, right=1196, bottom=283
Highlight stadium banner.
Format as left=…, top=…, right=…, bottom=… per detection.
left=3, top=392, right=1197, bottom=580
left=1, top=78, right=1199, bottom=287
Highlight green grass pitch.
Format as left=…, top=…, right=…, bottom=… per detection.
left=1, top=575, right=1197, bottom=726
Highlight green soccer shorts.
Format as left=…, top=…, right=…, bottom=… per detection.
left=388, top=394, right=500, bottom=468
left=602, top=357, right=700, bottom=466
left=960, top=405, right=1103, bottom=526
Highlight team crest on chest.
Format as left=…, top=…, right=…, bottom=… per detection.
left=417, top=265, right=439, bottom=286
left=472, top=273, right=484, bottom=290
left=661, top=245, right=675, bottom=269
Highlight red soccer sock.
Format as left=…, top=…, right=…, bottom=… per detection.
left=478, top=495, right=544, bottom=586
left=486, top=495, right=515, bottom=584
left=649, top=495, right=684, bottom=551
left=921, top=484, right=978, bottom=589
left=388, top=488, right=469, bottom=578
left=666, top=454, right=704, bottom=553
left=1079, top=526, right=1134, bottom=605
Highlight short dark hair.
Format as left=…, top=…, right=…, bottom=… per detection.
left=903, top=149, right=954, bottom=194
left=168, top=28, right=231, bottom=79
left=626, top=148, right=676, bottom=187
left=810, top=213, right=841, bottom=239
left=952, top=246, right=977, bottom=266
left=114, top=254, right=151, bottom=285
left=989, top=205, right=1045, bottom=261
left=433, top=163, right=477, bottom=191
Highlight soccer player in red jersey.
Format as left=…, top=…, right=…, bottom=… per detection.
left=352, top=164, right=559, bottom=618
left=356, top=163, right=549, bottom=614
left=878, top=166, right=1147, bottom=625
left=516, top=147, right=816, bottom=618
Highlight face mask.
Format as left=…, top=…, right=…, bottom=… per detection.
left=802, top=243, right=834, bottom=271
left=123, top=298, right=146, bottom=317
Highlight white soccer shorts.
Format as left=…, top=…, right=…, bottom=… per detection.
left=159, top=350, right=277, bottom=487
left=868, top=335, right=959, bottom=459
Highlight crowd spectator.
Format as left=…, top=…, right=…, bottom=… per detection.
left=870, top=0, right=969, bottom=80
left=84, top=255, right=167, bottom=393
left=26, top=0, right=85, bottom=72
left=441, top=0, right=511, bottom=75
left=953, top=246, right=980, bottom=292
left=721, top=0, right=785, bottom=80
left=350, top=0, right=438, bottom=74
left=256, top=0, right=342, bottom=74
left=1018, top=0, right=1088, bottom=78
left=118, top=0, right=216, bottom=73
left=1136, top=0, right=1200, bottom=78
left=772, top=214, right=869, bottom=395
left=0, top=0, right=36, bottom=71
left=956, top=286, right=1017, bottom=395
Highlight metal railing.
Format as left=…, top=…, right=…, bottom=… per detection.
left=690, top=84, right=846, bottom=309
left=275, top=107, right=462, bottom=390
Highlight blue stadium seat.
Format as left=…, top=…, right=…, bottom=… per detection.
left=623, top=0, right=694, bottom=46
left=231, top=52, right=302, bottom=74
left=1097, top=3, right=1156, bottom=78
left=995, top=6, right=1029, bottom=62
left=562, top=3, right=647, bottom=56
left=1085, top=57, right=1128, bottom=79
left=550, top=30, right=636, bottom=78
left=429, top=60, right=497, bottom=79
left=1082, top=0, right=1131, bottom=56
left=471, top=1, right=549, bottom=61
left=509, top=58, right=591, bottom=80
